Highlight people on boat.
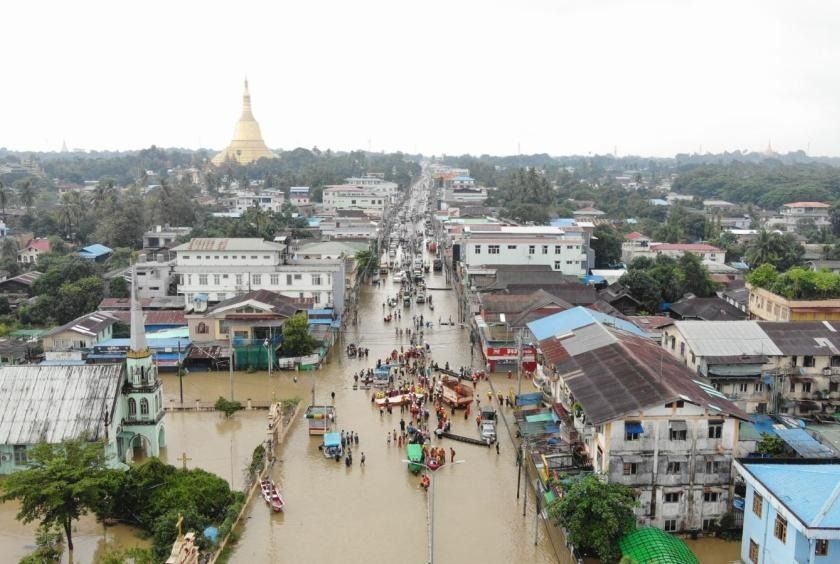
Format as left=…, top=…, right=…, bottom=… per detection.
left=420, top=474, right=430, bottom=491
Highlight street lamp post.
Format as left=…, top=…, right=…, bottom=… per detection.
left=403, top=459, right=464, bottom=564
left=228, top=339, right=235, bottom=401
left=264, top=337, right=272, bottom=379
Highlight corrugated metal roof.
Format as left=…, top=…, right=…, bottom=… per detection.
left=171, top=238, right=285, bottom=252
left=555, top=327, right=747, bottom=425
left=673, top=321, right=782, bottom=357
left=528, top=306, right=648, bottom=342
left=78, top=244, right=113, bottom=257
left=759, top=322, right=840, bottom=356
left=0, top=364, right=122, bottom=444
left=43, top=311, right=120, bottom=338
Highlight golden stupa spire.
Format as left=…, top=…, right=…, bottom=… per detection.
left=211, top=78, right=275, bottom=166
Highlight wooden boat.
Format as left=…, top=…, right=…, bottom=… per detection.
left=407, top=443, right=424, bottom=475
left=260, top=479, right=286, bottom=512
left=374, top=392, right=424, bottom=408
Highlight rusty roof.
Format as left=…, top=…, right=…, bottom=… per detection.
left=758, top=321, right=840, bottom=356
left=545, top=325, right=747, bottom=425
left=108, top=310, right=187, bottom=326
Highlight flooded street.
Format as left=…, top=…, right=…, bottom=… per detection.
left=0, top=249, right=557, bottom=563
left=227, top=262, right=558, bottom=564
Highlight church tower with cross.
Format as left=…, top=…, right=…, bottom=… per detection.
left=120, top=266, right=166, bottom=461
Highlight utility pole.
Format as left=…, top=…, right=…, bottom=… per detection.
left=517, top=327, right=524, bottom=397
left=229, top=342, right=235, bottom=401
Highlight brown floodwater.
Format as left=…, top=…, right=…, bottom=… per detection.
left=0, top=235, right=735, bottom=563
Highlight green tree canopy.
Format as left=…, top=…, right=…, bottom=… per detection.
left=281, top=312, right=317, bottom=357
left=591, top=225, right=623, bottom=268
left=0, top=437, right=115, bottom=552
left=547, top=475, right=638, bottom=563
left=748, top=265, right=840, bottom=300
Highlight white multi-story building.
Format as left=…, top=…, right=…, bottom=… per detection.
left=221, top=189, right=285, bottom=214
left=458, top=225, right=590, bottom=276
left=321, top=185, right=387, bottom=218
left=650, top=243, right=724, bottom=264
left=528, top=308, right=747, bottom=533
left=289, top=186, right=310, bottom=206
left=769, top=201, right=831, bottom=233
left=344, top=176, right=399, bottom=197
left=172, top=238, right=345, bottom=314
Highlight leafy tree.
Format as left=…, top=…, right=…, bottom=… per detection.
left=756, top=433, right=787, bottom=457
left=747, top=263, right=778, bottom=288
left=18, top=180, right=36, bottom=212
left=0, top=180, right=11, bottom=221
left=0, top=438, right=113, bottom=552
left=679, top=253, right=718, bottom=297
left=101, top=458, right=240, bottom=560
left=591, top=225, right=623, bottom=267
left=547, top=475, right=637, bottom=563
left=619, top=270, right=662, bottom=313
left=281, top=312, right=316, bottom=357
left=214, top=396, right=244, bottom=418
left=52, top=276, right=104, bottom=323
left=109, top=276, right=129, bottom=298
left=97, top=547, right=155, bottom=564
left=355, top=249, right=375, bottom=276
left=19, top=524, right=64, bottom=564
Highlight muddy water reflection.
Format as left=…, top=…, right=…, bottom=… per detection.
left=0, top=497, right=150, bottom=564
left=227, top=267, right=558, bottom=563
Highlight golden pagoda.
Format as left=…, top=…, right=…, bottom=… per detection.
left=211, top=80, right=275, bottom=166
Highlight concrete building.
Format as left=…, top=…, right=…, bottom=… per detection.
left=321, top=185, right=387, bottom=218
left=769, top=201, right=831, bottom=233
left=734, top=460, right=840, bottom=564
left=172, top=238, right=345, bottom=314
left=289, top=186, right=310, bottom=206
left=457, top=225, right=591, bottom=277
left=221, top=189, right=285, bottom=214
left=661, top=320, right=840, bottom=416
left=622, top=232, right=652, bottom=263
left=0, top=273, right=165, bottom=474
left=528, top=308, right=747, bottom=533
left=41, top=310, right=120, bottom=353
left=143, top=225, right=192, bottom=249
left=747, top=284, right=840, bottom=322
left=650, top=243, right=725, bottom=264
left=18, top=238, right=50, bottom=264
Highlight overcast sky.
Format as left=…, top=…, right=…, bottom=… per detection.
left=2, top=0, right=839, bottom=157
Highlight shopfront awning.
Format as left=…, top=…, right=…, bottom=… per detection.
left=625, top=422, right=644, bottom=434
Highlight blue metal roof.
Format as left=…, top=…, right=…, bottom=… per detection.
left=527, top=306, right=648, bottom=341
left=580, top=275, right=606, bottom=285
left=744, top=463, right=840, bottom=528
left=78, top=244, right=113, bottom=257
left=550, top=218, right=577, bottom=228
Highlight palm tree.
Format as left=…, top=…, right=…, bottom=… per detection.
left=0, top=181, right=8, bottom=221
left=57, top=192, right=85, bottom=241
left=90, top=180, right=115, bottom=212
left=18, top=180, right=36, bottom=212
left=745, top=229, right=784, bottom=267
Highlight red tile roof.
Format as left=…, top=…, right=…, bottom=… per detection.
left=24, top=239, right=51, bottom=252
left=624, top=231, right=647, bottom=240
